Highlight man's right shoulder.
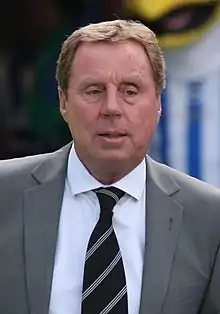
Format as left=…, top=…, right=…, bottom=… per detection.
left=0, top=152, right=53, bottom=178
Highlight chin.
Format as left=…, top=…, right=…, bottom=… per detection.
left=99, top=153, right=128, bottom=163
left=92, top=150, right=129, bottom=164
left=96, top=149, right=145, bottom=168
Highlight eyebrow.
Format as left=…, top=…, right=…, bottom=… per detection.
left=121, top=81, right=139, bottom=86
left=121, top=75, right=143, bottom=84
left=79, top=73, right=143, bottom=86
left=82, top=83, right=105, bottom=90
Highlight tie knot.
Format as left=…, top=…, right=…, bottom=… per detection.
left=94, top=187, right=125, bottom=214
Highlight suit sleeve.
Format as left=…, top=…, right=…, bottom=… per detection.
left=200, top=241, right=220, bottom=314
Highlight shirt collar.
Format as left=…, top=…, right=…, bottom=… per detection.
left=67, top=144, right=146, bottom=200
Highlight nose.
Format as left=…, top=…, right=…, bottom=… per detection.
left=100, top=85, right=122, bottom=117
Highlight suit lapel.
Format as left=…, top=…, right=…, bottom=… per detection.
left=23, top=144, right=71, bottom=314
left=139, top=157, right=183, bottom=314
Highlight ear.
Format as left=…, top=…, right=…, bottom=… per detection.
left=58, top=87, right=68, bottom=122
left=157, top=96, right=162, bottom=122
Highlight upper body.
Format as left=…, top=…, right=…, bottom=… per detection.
left=0, top=142, right=220, bottom=314
left=1, top=19, right=220, bottom=314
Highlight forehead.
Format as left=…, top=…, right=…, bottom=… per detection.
left=71, top=40, right=153, bottom=81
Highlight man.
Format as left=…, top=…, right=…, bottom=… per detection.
left=0, top=19, right=220, bottom=314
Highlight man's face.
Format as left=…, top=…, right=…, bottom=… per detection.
left=59, top=41, right=161, bottom=168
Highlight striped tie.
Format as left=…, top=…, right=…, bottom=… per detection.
left=81, top=187, right=128, bottom=314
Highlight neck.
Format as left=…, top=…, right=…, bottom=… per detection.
left=88, top=166, right=131, bottom=185
left=76, top=152, right=143, bottom=185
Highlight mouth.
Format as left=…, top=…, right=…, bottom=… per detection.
left=98, top=134, right=127, bottom=138
left=131, top=2, right=218, bottom=35
left=97, top=132, right=128, bottom=143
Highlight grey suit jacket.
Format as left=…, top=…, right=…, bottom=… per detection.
left=0, top=143, right=220, bottom=314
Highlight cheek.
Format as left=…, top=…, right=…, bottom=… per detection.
left=132, top=104, right=157, bottom=128
left=129, top=105, right=158, bottom=145
left=66, top=104, right=98, bottom=137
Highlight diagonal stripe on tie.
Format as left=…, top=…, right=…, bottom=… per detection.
left=85, top=226, right=113, bottom=261
left=82, top=251, right=121, bottom=301
left=96, top=188, right=119, bottom=203
left=99, top=285, right=127, bottom=314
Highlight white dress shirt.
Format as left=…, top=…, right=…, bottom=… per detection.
left=49, top=144, right=146, bottom=314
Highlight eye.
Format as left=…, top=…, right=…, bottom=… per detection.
left=125, top=89, right=138, bottom=96
left=85, top=89, right=102, bottom=95
left=123, top=84, right=139, bottom=97
left=82, top=85, right=104, bottom=103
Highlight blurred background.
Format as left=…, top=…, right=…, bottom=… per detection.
left=1, top=0, right=220, bottom=186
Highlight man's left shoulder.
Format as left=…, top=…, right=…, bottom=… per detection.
left=149, top=157, right=220, bottom=201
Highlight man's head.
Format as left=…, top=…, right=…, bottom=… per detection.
left=56, top=19, right=166, bottom=184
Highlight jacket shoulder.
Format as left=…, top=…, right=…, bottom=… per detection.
left=0, top=152, right=54, bottom=178
left=149, top=157, right=220, bottom=199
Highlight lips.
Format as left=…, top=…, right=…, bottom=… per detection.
left=99, top=134, right=126, bottom=137
left=98, top=132, right=127, bottom=138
